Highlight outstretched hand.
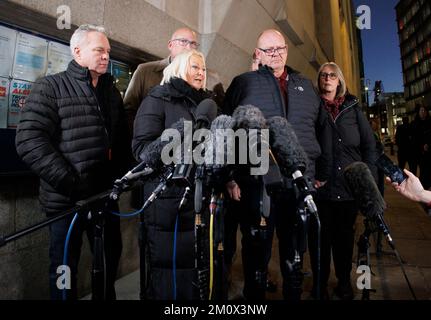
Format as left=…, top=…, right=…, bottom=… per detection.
left=386, top=169, right=425, bottom=203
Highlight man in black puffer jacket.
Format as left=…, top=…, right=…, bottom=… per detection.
left=223, top=29, right=321, bottom=300
left=15, top=25, right=131, bottom=300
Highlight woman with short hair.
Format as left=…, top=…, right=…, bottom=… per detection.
left=132, top=49, right=210, bottom=300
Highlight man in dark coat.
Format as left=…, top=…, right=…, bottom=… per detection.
left=223, top=29, right=321, bottom=300
left=15, top=24, right=131, bottom=300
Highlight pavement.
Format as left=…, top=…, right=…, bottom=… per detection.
left=102, top=152, right=431, bottom=301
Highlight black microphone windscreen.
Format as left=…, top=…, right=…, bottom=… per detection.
left=266, top=116, right=307, bottom=175
left=195, top=98, right=218, bottom=125
left=344, top=161, right=386, bottom=218
left=139, top=118, right=186, bottom=167
left=232, top=105, right=266, bottom=130
left=205, top=114, right=236, bottom=168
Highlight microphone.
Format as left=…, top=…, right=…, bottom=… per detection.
left=193, top=114, right=237, bottom=212
left=266, top=116, right=307, bottom=176
left=171, top=99, right=217, bottom=186
left=232, top=104, right=266, bottom=130
left=343, top=162, right=386, bottom=219
left=266, top=116, right=316, bottom=213
left=110, top=119, right=186, bottom=200
left=232, top=105, right=272, bottom=177
left=142, top=166, right=175, bottom=210
left=194, top=98, right=218, bottom=130
left=343, top=161, right=391, bottom=240
left=204, top=114, right=236, bottom=173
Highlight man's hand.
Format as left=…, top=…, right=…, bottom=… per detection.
left=226, top=180, right=241, bottom=201
left=314, top=180, right=327, bottom=189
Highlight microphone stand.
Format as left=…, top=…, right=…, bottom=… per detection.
left=357, top=212, right=417, bottom=300
left=0, top=190, right=114, bottom=300
left=287, top=176, right=320, bottom=300
left=193, top=164, right=209, bottom=300
left=356, top=218, right=376, bottom=300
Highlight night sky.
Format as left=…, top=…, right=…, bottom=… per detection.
left=352, top=0, right=403, bottom=95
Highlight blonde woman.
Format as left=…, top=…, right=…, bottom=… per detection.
left=132, top=50, right=210, bottom=300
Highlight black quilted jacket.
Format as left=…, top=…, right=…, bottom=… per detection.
left=16, top=60, right=131, bottom=216
left=223, top=65, right=321, bottom=179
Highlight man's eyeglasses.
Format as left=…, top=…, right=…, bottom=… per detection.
left=258, top=46, right=287, bottom=56
left=319, top=72, right=338, bottom=80
left=171, top=38, right=200, bottom=49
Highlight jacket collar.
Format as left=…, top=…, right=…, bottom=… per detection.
left=66, top=59, right=92, bottom=80
left=257, top=64, right=300, bottom=76
left=66, top=59, right=112, bottom=85
left=154, top=57, right=170, bottom=72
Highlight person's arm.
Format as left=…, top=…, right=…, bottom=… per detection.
left=222, top=76, right=243, bottom=116
left=123, top=64, right=147, bottom=131
left=357, top=107, right=378, bottom=179
left=15, top=78, right=78, bottom=196
left=131, top=95, right=165, bottom=161
left=390, top=169, right=431, bottom=204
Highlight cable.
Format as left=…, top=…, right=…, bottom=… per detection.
left=172, top=214, right=179, bottom=300
left=313, top=210, right=321, bottom=300
left=110, top=207, right=144, bottom=218
left=62, top=213, right=79, bottom=300
left=209, top=201, right=215, bottom=300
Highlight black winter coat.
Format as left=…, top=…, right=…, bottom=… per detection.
left=315, top=94, right=377, bottom=201
left=15, top=60, right=131, bottom=216
left=223, top=65, right=321, bottom=179
left=132, top=77, right=210, bottom=300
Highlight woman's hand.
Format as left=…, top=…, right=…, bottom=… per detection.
left=226, top=180, right=241, bottom=201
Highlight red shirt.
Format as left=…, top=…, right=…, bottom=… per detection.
left=277, top=68, right=288, bottom=113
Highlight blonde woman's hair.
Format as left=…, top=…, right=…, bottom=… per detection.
left=317, top=62, right=347, bottom=98
left=161, top=50, right=206, bottom=89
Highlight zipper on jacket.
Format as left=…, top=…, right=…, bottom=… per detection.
left=333, top=99, right=358, bottom=123
left=89, top=80, right=111, bottom=159
left=266, top=68, right=287, bottom=118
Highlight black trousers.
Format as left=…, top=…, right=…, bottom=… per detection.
left=48, top=209, right=122, bottom=300
left=232, top=177, right=306, bottom=300
left=308, top=200, right=358, bottom=292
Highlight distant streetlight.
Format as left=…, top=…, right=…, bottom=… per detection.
left=364, top=79, right=371, bottom=110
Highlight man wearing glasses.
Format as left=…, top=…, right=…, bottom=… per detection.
left=223, top=29, right=321, bottom=300
left=123, top=27, right=199, bottom=131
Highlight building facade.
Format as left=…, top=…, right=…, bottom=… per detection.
left=396, top=0, right=431, bottom=110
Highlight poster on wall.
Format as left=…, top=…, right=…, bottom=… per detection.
left=12, top=32, right=48, bottom=82
left=0, top=77, right=10, bottom=128
left=111, top=60, right=131, bottom=97
left=8, top=79, right=33, bottom=128
left=0, top=25, right=17, bottom=77
left=46, top=41, right=72, bottom=75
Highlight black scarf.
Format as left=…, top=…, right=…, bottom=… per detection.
left=169, top=77, right=209, bottom=105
